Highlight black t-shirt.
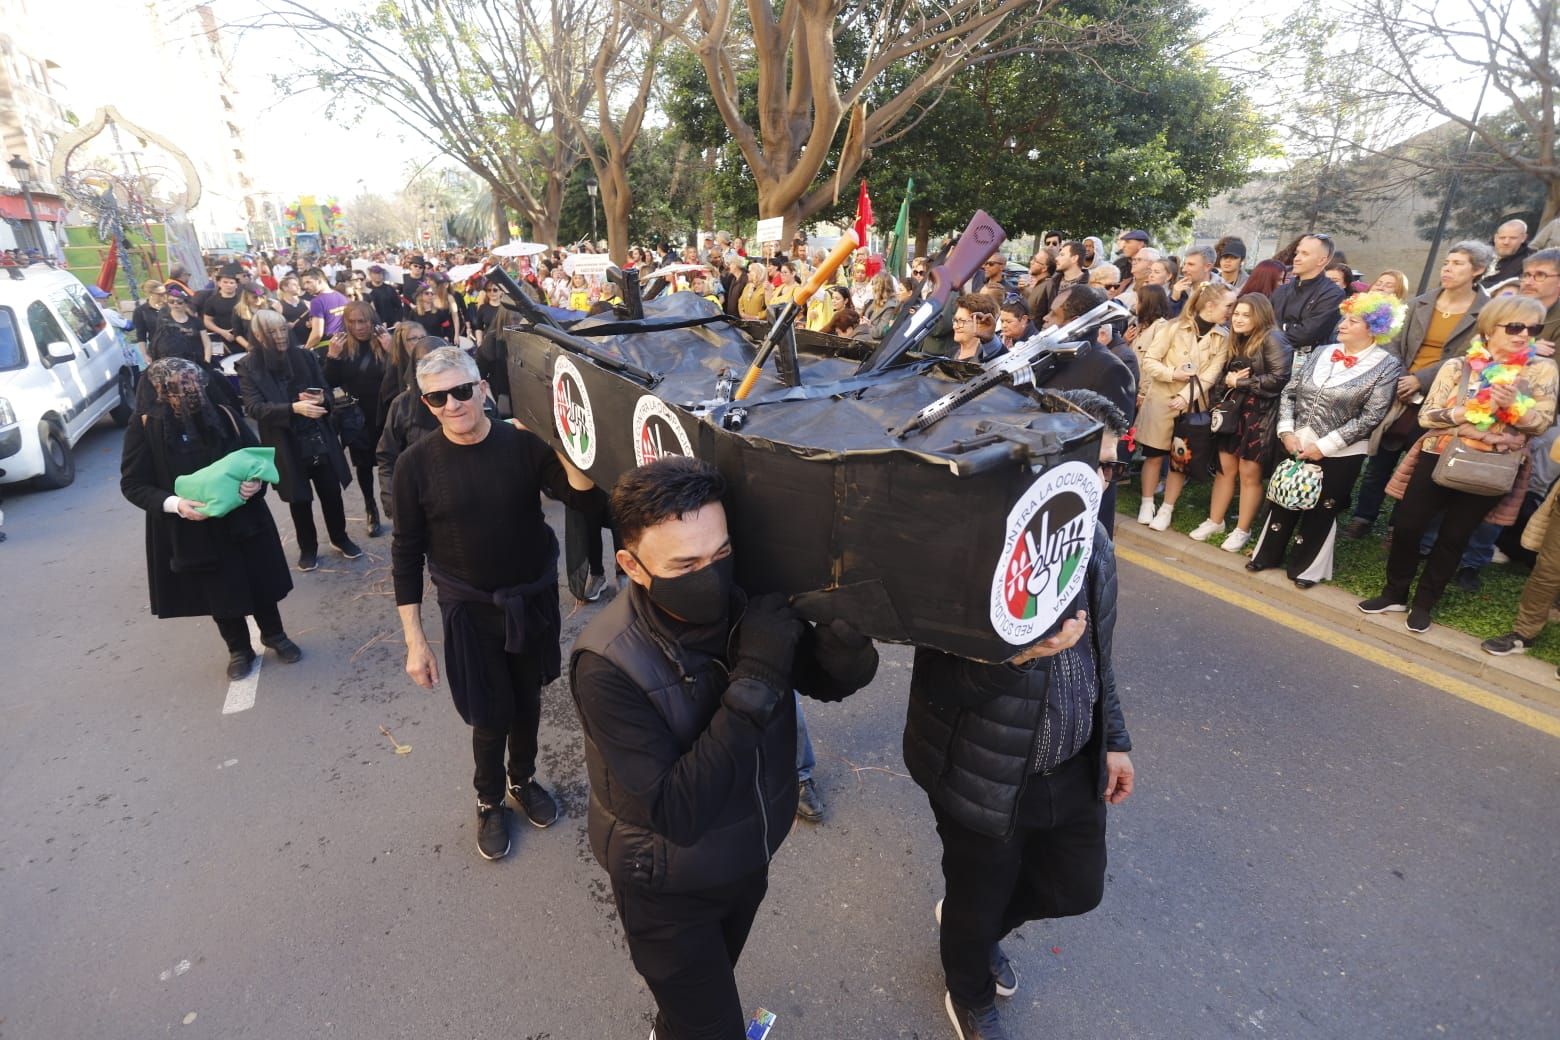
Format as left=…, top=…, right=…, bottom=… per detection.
left=200, top=290, right=240, bottom=335
left=411, top=307, right=454, bottom=341
left=390, top=420, right=595, bottom=604
left=474, top=302, right=502, bottom=337
left=280, top=299, right=310, bottom=345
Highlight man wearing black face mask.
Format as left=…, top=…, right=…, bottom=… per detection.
left=570, top=457, right=880, bottom=1040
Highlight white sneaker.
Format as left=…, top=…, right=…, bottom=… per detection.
left=1137, top=499, right=1156, bottom=525
left=1222, top=528, right=1252, bottom=552
left=1189, top=519, right=1225, bottom=542
left=1149, top=502, right=1175, bottom=531
left=1491, top=547, right=1511, bottom=565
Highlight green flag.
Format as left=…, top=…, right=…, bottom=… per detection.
left=886, top=177, right=913, bottom=279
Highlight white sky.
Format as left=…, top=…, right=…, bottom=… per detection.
left=53, top=0, right=1492, bottom=207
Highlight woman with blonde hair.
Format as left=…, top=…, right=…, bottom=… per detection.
left=1188, top=293, right=1293, bottom=550
left=737, top=260, right=771, bottom=319
left=861, top=272, right=900, bottom=341
left=1369, top=269, right=1410, bottom=300
left=1361, top=294, right=1557, bottom=631
left=1136, top=282, right=1234, bottom=530
left=231, top=281, right=269, bottom=353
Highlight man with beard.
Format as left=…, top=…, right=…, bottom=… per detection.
left=570, top=457, right=879, bottom=1039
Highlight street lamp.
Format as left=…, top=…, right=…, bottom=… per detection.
left=8, top=154, right=42, bottom=254
left=585, top=177, right=599, bottom=245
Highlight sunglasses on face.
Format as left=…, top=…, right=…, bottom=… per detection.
left=1497, top=322, right=1545, bottom=337
left=421, top=381, right=478, bottom=408
left=1099, top=460, right=1130, bottom=484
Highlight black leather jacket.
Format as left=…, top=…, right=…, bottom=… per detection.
left=903, top=524, right=1130, bottom=839
left=1227, top=329, right=1295, bottom=399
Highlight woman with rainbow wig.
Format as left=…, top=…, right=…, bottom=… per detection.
left=1361, top=294, right=1558, bottom=633
left=1247, top=292, right=1406, bottom=587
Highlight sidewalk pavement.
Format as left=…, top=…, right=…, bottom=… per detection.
left=1113, top=518, right=1560, bottom=719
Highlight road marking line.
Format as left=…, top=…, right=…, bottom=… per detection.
left=221, top=618, right=263, bottom=715
left=1116, top=545, right=1560, bottom=740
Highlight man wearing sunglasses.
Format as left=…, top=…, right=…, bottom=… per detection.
left=907, top=388, right=1134, bottom=1040
left=390, top=346, right=598, bottom=861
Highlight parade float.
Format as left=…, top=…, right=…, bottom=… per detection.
left=493, top=212, right=1120, bottom=662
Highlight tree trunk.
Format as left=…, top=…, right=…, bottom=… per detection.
left=701, top=146, right=718, bottom=235
left=915, top=210, right=932, bottom=258
left=492, top=197, right=510, bottom=245
left=1544, top=177, right=1559, bottom=227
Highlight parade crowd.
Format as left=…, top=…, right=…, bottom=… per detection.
left=113, top=209, right=1560, bottom=1040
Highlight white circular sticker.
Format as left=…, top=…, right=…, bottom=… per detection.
left=989, top=460, right=1101, bottom=645
left=632, top=395, right=694, bottom=466
left=552, top=356, right=596, bottom=469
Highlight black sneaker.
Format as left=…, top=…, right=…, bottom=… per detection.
left=297, top=548, right=319, bottom=572
left=1357, top=596, right=1407, bottom=614
left=226, top=649, right=256, bottom=680
left=1482, top=632, right=1531, bottom=656
left=944, top=992, right=1008, bottom=1040
left=476, top=802, right=511, bottom=860
left=797, top=778, right=825, bottom=823
left=990, top=944, right=1017, bottom=998
left=1455, top=567, right=1482, bottom=593
left=510, top=779, right=559, bottom=828
left=1406, top=607, right=1432, bottom=634
left=261, top=635, right=303, bottom=663
left=333, top=538, right=364, bottom=560
left=583, top=573, right=608, bottom=602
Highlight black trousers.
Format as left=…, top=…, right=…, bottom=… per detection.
left=932, top=751, right=1106, bottom=1008
left=1383, top=453, right=1503, bottom=609
left=611, top=868, right=768, bottom=1040
left=212, top=600, right=284, bottom=654
left=467, top=608, right=544, bottom=804
left=346, top=438, right=379, bottom=518
left=287, top=456, right=349, bottom=552
left=1249, top=454, right=1364, bottom=579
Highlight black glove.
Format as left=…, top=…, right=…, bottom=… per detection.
left=725, top=594, right=803, bottom=725
left=808, top=617, right=879, bottom=693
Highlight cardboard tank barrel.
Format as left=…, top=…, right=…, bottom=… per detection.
left=501, top=291, right=1105, bottom=663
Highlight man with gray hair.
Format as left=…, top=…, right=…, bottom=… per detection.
left=1169, top=245, right=1215, bottom=316
left=1481, top=218, right=1532, bottom=290
left=390, top=346, right=598, bottom=860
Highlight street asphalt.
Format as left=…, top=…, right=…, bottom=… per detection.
left=1, top=419, right=1556, bottom=1039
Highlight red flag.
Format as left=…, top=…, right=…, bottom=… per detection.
left=853, top=180, right=873, bottom=248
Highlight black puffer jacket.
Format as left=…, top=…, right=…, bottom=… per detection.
left=571, top=584, right=868, bottom=893
left=903, top=524, right=1130, bottom=839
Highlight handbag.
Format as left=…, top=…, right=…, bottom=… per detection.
left=1170, top=376, right=1214, bottom=477
left=1267, top=456, right=1324, bottom=511
left=1428, top=364, right=1523, bottom=496
left=1209, top=387, right=1243, bottom=435
left=330, top=389, right=367, bottom=445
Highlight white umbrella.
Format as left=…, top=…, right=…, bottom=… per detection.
left=492, top=242, right=549, bottom=258
left=446, top=261, right=488, bottom=284
left=644, top=263, right=711, bottom=279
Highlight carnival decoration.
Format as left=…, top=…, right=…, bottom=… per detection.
left=1462, top=339, right=1536, bottom=430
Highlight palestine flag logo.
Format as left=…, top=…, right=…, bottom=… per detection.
left=552, top=356, right=597, bottom=468
left=632, top=395, right=694, bottom=466
left=989, top=460, right=1101, bottom=644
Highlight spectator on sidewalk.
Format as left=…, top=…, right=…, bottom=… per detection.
left=1188, top=293, right=1293, bottom=552
left=1480, top=220, right=1532, bottom=291
left=1343, top=242, right=1492, bottom=541
left=1482, top=433, right=1560, bottom=667
left=1136, top=282, right=1234, bottom=531
left=1270, top=234, right=1347, bottom=356
left=1361, top=295, right=1558, bottom=633
left=1247, top=293, right=1404, bottom=588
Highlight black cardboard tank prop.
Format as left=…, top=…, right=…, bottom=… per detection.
left=497, top=216, right=1124, bottom=662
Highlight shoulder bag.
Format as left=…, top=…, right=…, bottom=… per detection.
left=1266, top=455, right=1324, bottom=511
left=1429, top=363, right=1523, bottom=496
left=1170, top=376, right=1215, bottom=478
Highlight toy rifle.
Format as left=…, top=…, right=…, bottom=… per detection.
left=890, top=299, right=1129, bottom=438
left=856, top=210, right=1007, bottom=375
left=733, top=229, right=860, bottom=400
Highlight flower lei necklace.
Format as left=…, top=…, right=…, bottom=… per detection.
left=1462, top=338, right=1535, bottom=430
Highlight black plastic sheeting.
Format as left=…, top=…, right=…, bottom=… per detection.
left=502, top=292, right=1104, bottom=663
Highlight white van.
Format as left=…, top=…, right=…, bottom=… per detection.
left=0, top=266, right=136, bottom=488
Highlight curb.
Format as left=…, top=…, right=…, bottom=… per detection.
left=1113, top=518, right=1560, bottom=720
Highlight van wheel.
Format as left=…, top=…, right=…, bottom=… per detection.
left=35, top=422, right=75, bottom=489
left=109, top=369, right=134, bottom=427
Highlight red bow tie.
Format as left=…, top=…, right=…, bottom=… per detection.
left=1331, top=349, right=1357, bottom=368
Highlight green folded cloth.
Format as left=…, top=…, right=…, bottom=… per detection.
left=173, top=447, right=279, bottom=518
